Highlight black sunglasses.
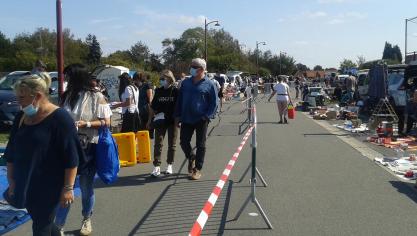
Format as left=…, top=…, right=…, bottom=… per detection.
left=190, top=65, right=201, bottom=69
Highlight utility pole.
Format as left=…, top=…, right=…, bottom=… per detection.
left=56, top=0, right=64, bottom=96
left=256, top=41, right=266, bottom=77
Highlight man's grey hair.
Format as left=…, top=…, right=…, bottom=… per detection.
left=191, top=58, right=207, bottom=71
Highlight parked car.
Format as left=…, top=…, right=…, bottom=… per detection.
left=357, top=69, right=370, bottom=98
left=0, top=71, right=31, bottom=125
left=387, top=64, right=408, bottom=109
left=335, top=74, right=349, bottom=83
left=304, top=86, right=330, bottom=106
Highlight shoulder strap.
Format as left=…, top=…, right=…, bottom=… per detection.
left=18, top=114, right=25, bottom=129
left=127, top=85, right=136, bottom=103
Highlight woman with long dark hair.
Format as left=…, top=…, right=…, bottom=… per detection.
left=113, top=72, right=140, bottom=132
left=55, top=63, right=111, bottom=235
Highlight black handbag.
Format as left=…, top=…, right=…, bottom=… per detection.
left=77, top=133, right=92, bottom=150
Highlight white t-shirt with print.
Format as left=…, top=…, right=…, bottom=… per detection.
left=121, top=85, right=139, bottom=114
left=273, top=82, right=290, bottom=101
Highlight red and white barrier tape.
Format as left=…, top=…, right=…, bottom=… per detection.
left=188, top=125, right=254, bottom=236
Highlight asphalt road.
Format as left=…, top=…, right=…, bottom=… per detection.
left=7, top=94, right=417, bottom=236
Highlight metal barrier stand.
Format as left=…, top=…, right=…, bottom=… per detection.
left=233, top=89, right=273, bottom=229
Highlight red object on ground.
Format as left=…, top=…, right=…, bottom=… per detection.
left=405, top=170, right=414, bottom=178
left=288, top=105, right=295, bottom=119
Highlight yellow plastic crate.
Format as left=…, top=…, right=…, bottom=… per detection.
left=112, top=132, right=137, bottom=167
left=136, top=131, right=151, bottom=163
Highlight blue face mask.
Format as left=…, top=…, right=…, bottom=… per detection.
left=22, top=100, right=38, bottom=117
left=190, top=68, right=198, bottom=77
left=159, top=80, right=166, bottom=88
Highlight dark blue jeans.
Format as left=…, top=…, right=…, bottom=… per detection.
left=180, top=120, right=209, bottom=170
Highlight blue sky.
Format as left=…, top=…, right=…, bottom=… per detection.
left=1, top=0, right=417, bottom=69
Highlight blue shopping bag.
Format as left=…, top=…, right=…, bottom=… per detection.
left=96, top=126, right=119, bottom=184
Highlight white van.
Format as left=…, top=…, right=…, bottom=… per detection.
left=91, top=65, right=130, bottom=102
left=388, top=64, right=408, bottom=108
left=357, top=69, right=370, bottom=98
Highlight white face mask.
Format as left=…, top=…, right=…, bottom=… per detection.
left=190, top=67, right=199, bottom=77
left=22, top=98, right=38, bottom=117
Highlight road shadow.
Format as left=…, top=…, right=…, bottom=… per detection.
left=94, top=172, right=190, bottom=189
left=128, top=180, right=233, bottom=236
left=389, top=180, right=417, bottom=204
left=209, top=124, right=247, bottom=137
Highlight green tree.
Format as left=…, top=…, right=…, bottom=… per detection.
left=392, top=45, right=402, bottom=63
left=339, top=59, right=357, bottom=71
left=382, top=42, right=402, bottom=63
left=147, top=53, right=163, bottom=72
left=313, top=65, right=323, bottom=71
left=130, top=41, right=150, bottom=64
left=86, top=34, right=102, bottom=66
left=296, top=63, right=309, bottom=72
left=0, top=31, right=12, bottom=57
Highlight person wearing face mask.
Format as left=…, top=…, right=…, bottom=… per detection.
left=174, top=58, right=219, bottom=180
left=55, top=63, right=112, bottom=236
left=5, top=72, right=82, bottom=236
left=147, top=70, right=179, bottom=177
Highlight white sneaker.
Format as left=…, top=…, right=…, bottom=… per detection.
left=80, top=217, right=92, bottom=235
left=59, top=228, right=65, bottom=236
left=151, top=166, right=161, bottom=177
left=165, top=164, right=173, bottom=175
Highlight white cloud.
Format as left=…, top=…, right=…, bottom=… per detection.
left=308, top=11, right=328, bottom=18
left=133, top=8, right=167, bottom=20
left=134, top=7, right=205, bottom=26
left=343, top=11, right=367, bottom=19
left=89, top=18, right=119, bottom=24
left=327, top=19, right=345, bottom=24
left=326, top=11, right=367, bottom=24
left=176, top=15, right=205, bottom=25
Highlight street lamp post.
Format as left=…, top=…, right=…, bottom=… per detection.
left=405, top=16, right=417, bottom=63
left=256, top=41, right=266, bottom=77
left=204, top=18, right=220, bottom=62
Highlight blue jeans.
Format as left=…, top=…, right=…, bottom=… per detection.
left=55, top=167, right=96, bottom=227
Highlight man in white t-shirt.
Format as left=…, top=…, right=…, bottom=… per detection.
left=268, top=76, right=292, bottom=124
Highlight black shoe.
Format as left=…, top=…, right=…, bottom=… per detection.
left=278, top=120, right=283, bottom=124
left=284, top=118, right=288, bottom=124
